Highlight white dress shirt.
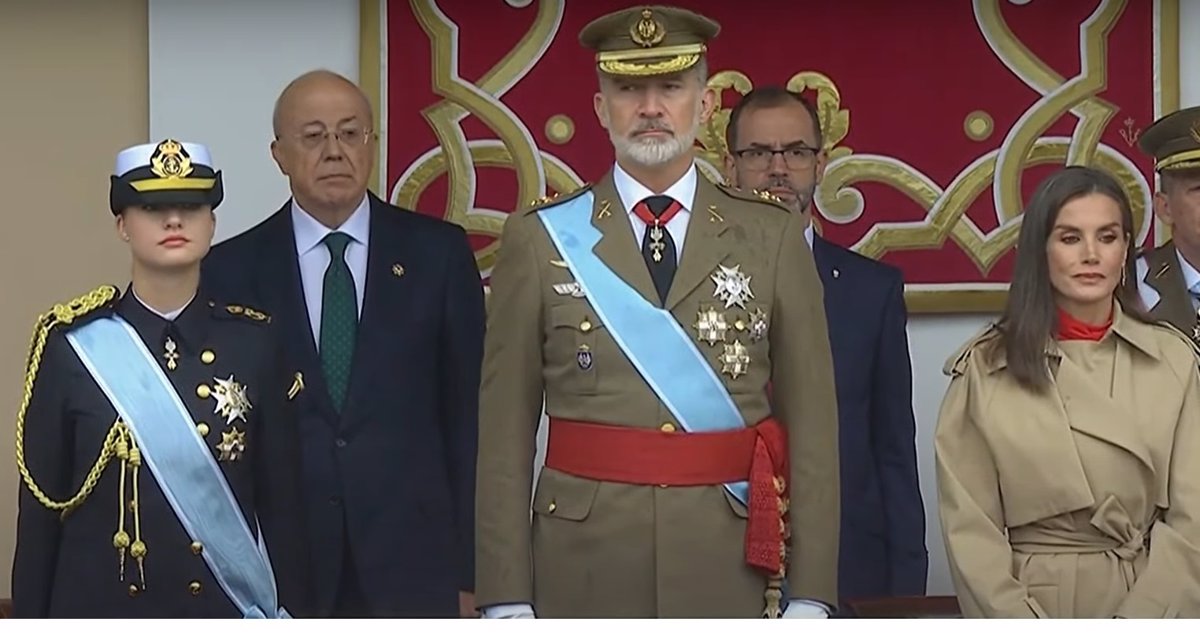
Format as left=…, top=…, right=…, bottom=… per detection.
left=612, top=161, right=695, bottom=258
left=292, top=195, right=370, bottom=348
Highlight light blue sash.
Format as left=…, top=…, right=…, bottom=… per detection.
left=537, top=193, right=750, bottom=503
left=65, top=315, right=288, bottom=618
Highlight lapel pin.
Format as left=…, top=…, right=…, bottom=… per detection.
left=287, top=372, right=304, bottom=401
left=832, top=268, right=840, bottom=279
left=1154, top=262, right=1169, bottom=279
left=596, top=199, right=612, bottom=219
left=549, top=259, right=569, bottom=269
left=708, top=205, right=724, bottom=223
left=392, top=263, right=406, bottom=278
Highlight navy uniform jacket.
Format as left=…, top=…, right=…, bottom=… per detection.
left=11, top=286, right=310, bottom=618
left=201, top=194, right=485, bottom=617
left=810, top=235, right=928, bottom=603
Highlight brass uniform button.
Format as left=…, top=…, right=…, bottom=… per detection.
left=579, top=319, right=593, bottom=332
left=659, top=422, right=676, bottom=433
left=196, top=384, right=211, bottom=399
left=548, top=501, right=557, bottom=513
left=189, top=580, right=202, bottom=595
left=190, top=541, right=203, bottom=555
left=197, top=422, right=210, bottom=437
left=200, top=350, right=216, bottom=364
left=128, top=584, right=140, bottom=597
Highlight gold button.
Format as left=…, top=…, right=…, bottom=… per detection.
left=196, top=422, right=210, bottom=437
left=190, top=541, right=203, bottom=555
left=548, top=501, right=557, bottom=513
left=189, top=580, right=202, bottom=595
left=660, top=422, right=676, bottom=433
left=200, top=350, right=215, bottom=364
left=196, top=384, right=211, bottom=399
left=128, top=584, right=139, bottom=597
left=579, top=319, right=593, bottom=332
left=735, top=320, right=746, bottom=331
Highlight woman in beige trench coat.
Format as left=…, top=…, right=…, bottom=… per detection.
left=936, top=166, right=1200, bottom=618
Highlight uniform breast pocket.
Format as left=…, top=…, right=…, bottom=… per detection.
left=546, top=303, right=605, bottom=394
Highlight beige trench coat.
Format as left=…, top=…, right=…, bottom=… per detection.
left=935, top=308, right=1200, bottom=618
left=474, top=169, right=840, bottom=617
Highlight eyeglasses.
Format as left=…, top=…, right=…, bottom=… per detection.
left=732, top=146, right=819, bottom=171
left=284, top=128, right=375, bottom=150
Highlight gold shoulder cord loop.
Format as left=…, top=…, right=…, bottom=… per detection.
left=12, top=286, right=148, bottom=585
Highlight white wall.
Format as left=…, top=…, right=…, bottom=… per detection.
left=148, top=0, right=1200, bottom=598
left=148, top=0, right=359, bottom=242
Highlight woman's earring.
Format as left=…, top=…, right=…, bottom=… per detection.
left=1121, top=264, right=1128, bottom=286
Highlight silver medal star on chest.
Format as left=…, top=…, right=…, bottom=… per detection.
left=211, top=374, right=252, bottom=425
left=710, top=264, right=755, bottom=310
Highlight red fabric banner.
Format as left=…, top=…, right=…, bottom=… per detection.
left=364, top=0, right=1178, bottom=312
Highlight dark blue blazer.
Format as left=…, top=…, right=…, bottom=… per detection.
left=810, top=234, right=927, bottom=604
left=201, top=194, right=485, bottom=617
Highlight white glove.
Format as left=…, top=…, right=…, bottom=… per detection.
left=782, top=599, right=830, bottom=619
left=481, top=603, right=536, bottom=619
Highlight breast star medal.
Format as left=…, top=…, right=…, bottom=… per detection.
left=216, top=427, right=246, bottom=462
left=711, top=264, right=754, bottom=309
left=211, top=374, right=252, bottom=425
left=695, top=306, right=729, bottom=345
left=163, top=337, right=180, bottom=371
left=719, top=340, right=751, bottom=379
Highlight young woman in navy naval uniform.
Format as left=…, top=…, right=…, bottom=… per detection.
left=11, top=139, right=311, bottom=618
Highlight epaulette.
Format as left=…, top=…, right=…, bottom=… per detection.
left=45, top=284, right=121, bottom=331
left=714, top=183, right=792, bottom=213
left=214, top=301, right=271, bottom=324
left=943, top=322, right=1002, bottom=377
left=520, top=183, right=594, bottom=215
left=1149, top=318, right=1200, bottom=361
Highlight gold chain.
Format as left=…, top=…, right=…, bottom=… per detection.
left=13, top=285, right=119, bottom=516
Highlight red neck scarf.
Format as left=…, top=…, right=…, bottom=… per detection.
left=1056, top=306, right=1114, bottom=341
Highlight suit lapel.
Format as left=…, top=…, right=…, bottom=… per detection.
left=589, top=174, right=660, bottom=306
left=338, top=197, right=411, bottom=430
left=255, top=206, right=339, bottom=424
left=1144, top=242, right=1196, bottom=332
left=664, top=175, right=731, bottom=311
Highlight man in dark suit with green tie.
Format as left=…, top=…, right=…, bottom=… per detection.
left=202, top=70, right=486, bottom=618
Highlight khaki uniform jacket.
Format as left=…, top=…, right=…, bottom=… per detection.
left=935, top=308, right=1200, bottom=618
left=1137, top=240, right=1198, bottom=335
left=474, top=169, right=840, bottom=617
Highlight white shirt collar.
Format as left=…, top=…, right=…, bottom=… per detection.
left=291, top=194, right=371, bottom=255
left=132, top=287, right=194, bottom=321
left=804, top=223, right=814, bottom=249
left=612, top=161, right=697, bottom=215
left=1176, top=248, right=1200, bottom=292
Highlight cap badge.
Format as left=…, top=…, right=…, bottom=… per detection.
left=631, top=8, right=665, bottom=48
left=150, top=139, right=193, bottom=179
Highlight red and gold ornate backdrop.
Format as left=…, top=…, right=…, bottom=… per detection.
left=360, top=0, right=1180, bottom=312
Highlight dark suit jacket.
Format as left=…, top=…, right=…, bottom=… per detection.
left=201, top=193, right=486, bottom=617
left=810, top=234, right=927, bottom=604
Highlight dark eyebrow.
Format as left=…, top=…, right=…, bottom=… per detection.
left=1053, top=221, right=1121, bottom=232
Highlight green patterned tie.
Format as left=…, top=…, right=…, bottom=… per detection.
left=320, top=232, right=357, bottom=411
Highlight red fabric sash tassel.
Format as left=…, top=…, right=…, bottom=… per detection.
left=544, top=417, right=789, bottom=577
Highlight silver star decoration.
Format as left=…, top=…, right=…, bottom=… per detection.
left=710, top=264, right=755, bottom=310
left=748, top=307, right=769, bottom=342
left=212, top=374, right=252, bottom=425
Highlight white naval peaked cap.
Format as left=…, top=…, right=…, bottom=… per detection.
left=113, top=140, right=214, bottom=177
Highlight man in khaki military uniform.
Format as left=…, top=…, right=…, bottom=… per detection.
left=474, top=5, right=840, bottom=619
left=1135, top=105, right=1200, bottom=340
